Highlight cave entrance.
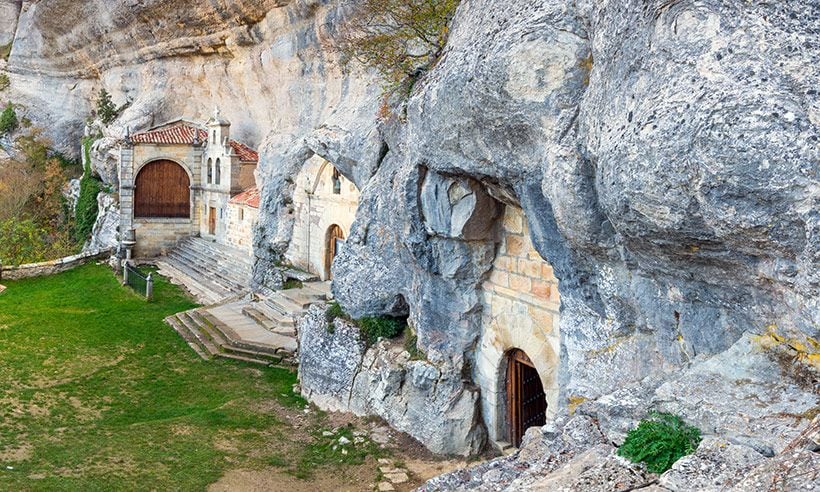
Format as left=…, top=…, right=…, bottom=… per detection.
left=325, top=224, right=345, bottom=280
left=506, top=348, right=547, bottom=447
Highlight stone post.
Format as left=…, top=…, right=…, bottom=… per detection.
left=123, top=261, right=129, bottom=286
left=146, top=273, right=154, bottom=301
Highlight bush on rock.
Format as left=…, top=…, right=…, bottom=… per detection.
left=617, top=412, right=701, bottom=474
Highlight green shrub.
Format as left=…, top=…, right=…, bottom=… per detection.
left=358, top=316, right=405, bottom=346
left=73, top=137, right=101, bottom=243
left=0, top=218, right=48, bottom=266
left=0, top=42, right=11, bottom=62
left=403, top=327, right=426, bottom=360
left=96, top=89, right=119, bottom=125
left=325, top=301, right=406, bottom=345
left=74, top=176, right=101, bottom=243
left=283, top=279, right=304, bottom=290
left=325, top=301, right=347, bottom=332
left=617, top=412, right=701, bottom=474
left=0, top=103, right=18, bottom=134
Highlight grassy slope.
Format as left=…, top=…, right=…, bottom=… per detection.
left=0, top=264, right=309, bottom=491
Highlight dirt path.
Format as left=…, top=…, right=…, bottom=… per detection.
left=209, top=404, right=472, bottom=492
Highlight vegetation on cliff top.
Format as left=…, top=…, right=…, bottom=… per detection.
left=337, top=0, right=461, bottom=92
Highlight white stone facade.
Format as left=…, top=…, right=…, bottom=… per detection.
left=474, top=206, right=561, bottom=447
left=285, top=156, right=360, bottom=280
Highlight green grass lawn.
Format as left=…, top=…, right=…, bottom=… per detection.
left=0, top=264, right=380, bottom=491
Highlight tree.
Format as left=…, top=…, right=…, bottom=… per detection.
left=0, top=103, right=18, bottom=134
left=0, top=158, right=40, bottom=221
left=96, top=88, right=118, bottom=124
left=336, top=0, right=461, bottom=91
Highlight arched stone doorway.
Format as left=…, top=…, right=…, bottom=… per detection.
left=505, top=348, right=547, bottom=447
left=325, top=224, right=345, bottom=279
left=134, top=160, right=190, bottom=218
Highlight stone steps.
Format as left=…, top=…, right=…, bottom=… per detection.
left=156, top=260, right=226, bottom=305
left=166, top=247, right=247, bottom=291
left=156, top=237, right=253, bottom=304
left=176, top=238, right=253, bottom=274
left=164, top=307, right=289, bottom=366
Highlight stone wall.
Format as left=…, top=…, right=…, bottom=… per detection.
left=198, top=189, right=231, bottom=241
left=120, top=142, right=202, bottom=257
left=475, top=206, right=562, bottom=446
left=225, top=203, right=258, bottom=252
left=132, top=219, right=194, bottom=257
left=0, top=249, right=112, bottom=281
left=285, top=156, right=360, bottom=279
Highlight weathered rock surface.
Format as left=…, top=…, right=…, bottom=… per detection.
left=298, top=305, right=486, bottom=456
left=0, top=1, right=20, bottom=47
left=62, top=178, right=80, bottom=215
left=1, top=0, right=817, bottom=478
left=85, top=192, right=119, bottom=253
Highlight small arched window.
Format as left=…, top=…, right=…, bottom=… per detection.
left=206, top=158, right=213, bottom=184
left=215, top=158, right=221, bottom=185
left=211, top=130, right=216, bottom=144
left=331, top=168, right=342, bottom=195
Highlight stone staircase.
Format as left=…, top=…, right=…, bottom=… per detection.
left=157, top=236, right=333, bottom=366
left=244, top=281, right=332, bottom=336
left=164, top=282, right=332, bottom=366
left=155, top=237, right=252, bottom=304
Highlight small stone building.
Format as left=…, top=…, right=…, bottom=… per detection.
left=118, top=111, right=259, bottom=257
left=475, top=206, right=561, bottom=449
left=284, top=155, right=360, bottom=280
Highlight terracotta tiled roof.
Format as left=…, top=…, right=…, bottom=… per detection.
left=229, top=187, right=261, bottom=208
left=229, top=141, right=259, bottom=163
left=130, top=121, right=259, bottom=162
left=131, top=122, right=205, bottom=145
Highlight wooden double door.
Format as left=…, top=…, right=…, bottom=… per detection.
left=506, top=349, right=547, bottom=447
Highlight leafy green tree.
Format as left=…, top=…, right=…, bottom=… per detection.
left=0, top=103, right=18, bottom=134
left=0, top=218, right=48, bottom=266
left=337, top=0, right=461, bottom=91
left=96, top=88, right=119, bottom=124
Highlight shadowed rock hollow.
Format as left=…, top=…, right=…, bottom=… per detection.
left=1, top=0, right=817, bottom=486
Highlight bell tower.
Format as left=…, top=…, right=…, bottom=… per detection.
left=206, top=107, right=231, bottom=152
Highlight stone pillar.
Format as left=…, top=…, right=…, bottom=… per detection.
left=119, top=144, right=135, bottom=249
left=190, top=144, right=204, bottom=236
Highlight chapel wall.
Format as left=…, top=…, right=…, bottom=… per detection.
left=285, top=156, right=359, bottom=280
left=474, top=206, right=561, bottom=445
left=225, top=203, right=258, bottom=252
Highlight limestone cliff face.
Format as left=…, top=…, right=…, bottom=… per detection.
left=3, top=0, right=817, bottom=452
left=2, top=0, right=377, bottom=153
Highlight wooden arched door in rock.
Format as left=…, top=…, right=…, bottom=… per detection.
left=506, top=349, right=547, bottom=447
left=325, top=224, right=345, bottom=280
left=134, top=160, right=190, bottom=218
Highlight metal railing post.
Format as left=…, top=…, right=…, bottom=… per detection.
left=146, top=273, right=153, bottom=301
